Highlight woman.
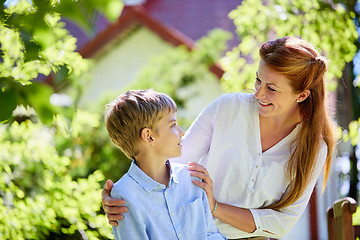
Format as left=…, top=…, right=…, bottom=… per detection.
left=102, top=37, right=336, bottom=239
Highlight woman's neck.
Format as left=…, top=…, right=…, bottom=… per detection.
left=260, top=107, right=302, bottom=131
left=259, top=113, right=301, bottom=152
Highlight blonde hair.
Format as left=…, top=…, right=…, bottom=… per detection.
left=105, top=89, right=177, bottom=159
left=259, top=37, right=336, bottom=210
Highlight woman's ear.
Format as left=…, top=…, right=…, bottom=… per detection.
left=140, top=128, right=154, bottom=144
left=297, top=90, right=310, bottom=103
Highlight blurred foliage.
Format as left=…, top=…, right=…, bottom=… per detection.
left=354, top=204, right=360, bottom=225
left=53, top=106, right=130, bottom=183
left=130, top=28, right=231, bottom=126
left=0, top=0, right=123, bottom=123
left=131, top=28, right=231, bottom=106
left=341, top=120, right=360, bottom=146
left=0, top=117, right=113, bottom=240
left=0, top=0, right=126, bottom=239
left=220, top=0, right=358, bottom=92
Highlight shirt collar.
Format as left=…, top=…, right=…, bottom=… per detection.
left=169, top=160, right=179, bottom=184
left=128, top=160, right=177, bottom=192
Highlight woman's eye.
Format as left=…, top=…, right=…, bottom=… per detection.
left=268, top=86, right=276, bottom=92
left=255, top=78, right=261, bottom=84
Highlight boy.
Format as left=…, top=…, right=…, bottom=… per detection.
left=105, top=89, right=226, bottom=240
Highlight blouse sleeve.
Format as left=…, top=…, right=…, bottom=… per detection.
left=248, top=143, right=328, bottom=239
left=171, top=95, right=222, bottom=164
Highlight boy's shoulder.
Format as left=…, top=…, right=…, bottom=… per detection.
left=111, top=173, right=135, bottom=199
left=171, top=163, right=190, bottom=180
left=171, top=163, right=202, bottom=190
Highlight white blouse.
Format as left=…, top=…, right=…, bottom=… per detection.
left=171, top=92, right=327, bottom=239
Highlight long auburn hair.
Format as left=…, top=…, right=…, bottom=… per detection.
left=259, top=37, right=336, bottom=210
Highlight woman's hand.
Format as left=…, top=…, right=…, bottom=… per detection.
left=187, top=162, right=216, bottom=213
left=102, top=180, right=127, bottom=226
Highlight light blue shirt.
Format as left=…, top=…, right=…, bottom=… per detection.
left=111, top=160, right=226, bottom=240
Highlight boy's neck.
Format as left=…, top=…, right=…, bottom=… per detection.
left=135, top=156, right=170, bottom=187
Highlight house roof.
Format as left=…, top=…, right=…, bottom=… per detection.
left=79, top=6, right=196, bottom=58
left=142, top=0, right=240, bottom=48
left=63, top=1, right=242, bottom=79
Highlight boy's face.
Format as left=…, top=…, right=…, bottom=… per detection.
left=153, top=111, right=185, bottom=159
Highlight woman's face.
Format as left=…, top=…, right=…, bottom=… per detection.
left=254, top=60, right=300, bottom=120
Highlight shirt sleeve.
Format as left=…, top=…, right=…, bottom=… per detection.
left=111, top=191, right=149, bottom=240
left=248, top=143, right=328, bottom=239
left=112, top=214, right=149, bottom=240
left=171, top=95, right=222, bottom=164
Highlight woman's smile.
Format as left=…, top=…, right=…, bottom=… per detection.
left=258, top=100, right=272, bottom=106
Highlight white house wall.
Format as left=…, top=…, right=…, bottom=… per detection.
left=80, top=26, right=172, bottom=104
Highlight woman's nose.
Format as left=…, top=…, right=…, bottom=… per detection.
left=254, top=84, right=265, bottom=99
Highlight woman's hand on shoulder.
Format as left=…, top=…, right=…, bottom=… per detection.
left=102, top=179, right=127, bottom=226
left=187, top=162, right=216, bottom=213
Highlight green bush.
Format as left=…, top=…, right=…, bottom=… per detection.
left=0, top=119, right=113, bottom=239
left=53, top=106, right=131, bottom=183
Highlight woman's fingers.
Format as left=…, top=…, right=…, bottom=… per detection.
left=101, top=179, right=127, bottom=226
left=187, top=162, right=216, bottom=209
left=104, top=179, right=113, bottom=192
left=107, top=212, right=124, bottom=226
left=102, top=196, right=126, bottom=223
left=102, top=179, right=125, bottom=207
left=188, top=162, right=213, bottom=186
left=104, top=196, right=126, bottom=207
left=102, top=180, right=113, bottom=205
left=104, top=203, right=127, bottom=214
left=103, top=197, right=127, bottom=226
left=189, top=171, right=213, bottom=186
left=188, top=162, right=209, bottom=173
left=192, top=179, right=216, bottom=211
left=192, top=178, right=210, bottom=190
left=109, top=220, right=119, bottom=226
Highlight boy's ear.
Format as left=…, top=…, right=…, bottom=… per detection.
left=140, top=128, right=154, bottom=144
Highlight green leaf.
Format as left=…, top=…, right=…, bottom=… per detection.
left=0, top=2, right=5, bottom=20
left=53, top=0, right=95, bottom=33
left=19, top=29, right=42, bottom=62
left=25, top=83, right=55, bottom=124
left=0, top=89, right=17, bottom=122
left=98, top=0, right=124, bottom=22
left=53, top=65, right=70, bottom=85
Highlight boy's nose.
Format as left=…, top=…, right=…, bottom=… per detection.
left=178, top=126, right=185, bottom=137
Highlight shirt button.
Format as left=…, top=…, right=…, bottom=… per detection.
left=258, top=153, right=261, bottom=156
left=171, top=212, right=175, bottom=216
left=252, top=179, right=254, bottom=182
left=256, top=165, right=259, bottom=168
left=178, top=233, right=182, bottom=237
